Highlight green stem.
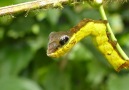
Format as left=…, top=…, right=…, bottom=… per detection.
left=99, top=5, right=129, bottom=60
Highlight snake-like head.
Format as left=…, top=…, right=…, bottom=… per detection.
left=47, top=19, right=94, bottom=57
left=46, top=19, right=107, bottom=58
left=47, top=31, right=72, bottom=56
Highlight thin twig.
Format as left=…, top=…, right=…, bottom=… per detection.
left=0, top=0, right=78, bottom=16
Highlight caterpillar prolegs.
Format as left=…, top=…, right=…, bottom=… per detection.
left=47, top=19, right=129, bottom=71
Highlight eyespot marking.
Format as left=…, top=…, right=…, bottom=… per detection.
left=59, top=35, right=69, bottom=45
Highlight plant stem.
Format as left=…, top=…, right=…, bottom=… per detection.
left=99, top=5, right=129, bottom=60
left=0, top=0, right=74, bottom=16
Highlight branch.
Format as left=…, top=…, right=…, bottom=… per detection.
left=0, top=0, right=81, bottom=16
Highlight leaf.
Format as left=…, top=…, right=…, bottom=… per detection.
left=86, top=60, right=108, bottom=88
left=107, top=74, right=129, bottom=90
left=0, top=77, right=42, bottom=90
left=41, top=66, right=71, bottom=90
left=46, top=9, right=61, bottom=25
left=109, top=14, right=124, bottom=33
left=68, top=43, right=93, bottom=61
left=7, top=16, right=34, bottom=39
left=0, top=43, right=34, bottom=76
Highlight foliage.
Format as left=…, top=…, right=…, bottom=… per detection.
left=0, top=1, right=129, bottom=90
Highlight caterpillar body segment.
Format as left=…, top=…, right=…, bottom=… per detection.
left=47, top=19, right=129, bottom=71
left=47, top=19, right=94, bottom=58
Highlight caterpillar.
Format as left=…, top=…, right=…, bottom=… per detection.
left=47, top=19, right=129, bottom=71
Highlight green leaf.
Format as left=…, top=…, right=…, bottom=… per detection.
left=41, top=66, right=71, bottom=90
left=0, top=27, right=4, bottom=40
left=68, top=42, right=93, bottom=61
left=109, top=14, right=124, bottom=34
left=0, top=44, right=34, bottom=76
left=86, top=60, right=108, bottom=88
left=46, top=9, right=61, bottom=25
left=7, top=16, right=34, bottom=39
left=107, top=74, right=129, bottom=90
left=0, top=77, right=42, bottom=90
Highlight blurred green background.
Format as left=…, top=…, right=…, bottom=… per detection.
left=0, top=0, right=129, bottom=90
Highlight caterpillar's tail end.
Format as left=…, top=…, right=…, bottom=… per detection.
left=117, top=60, right=129, bottom=72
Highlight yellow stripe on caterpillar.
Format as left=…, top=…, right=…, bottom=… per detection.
left=47, top=19, right=129, bottom=71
